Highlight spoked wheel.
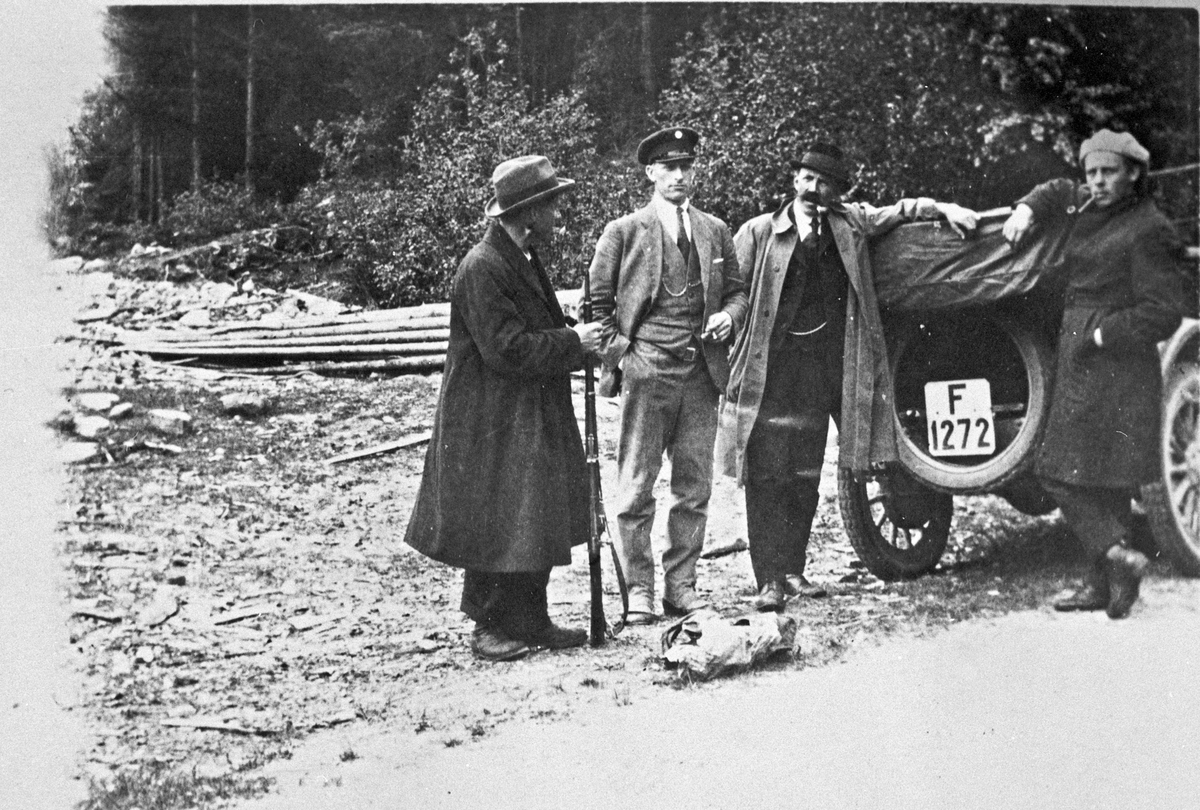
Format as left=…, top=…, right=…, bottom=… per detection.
left=837, top=465, right=954, bottom=580
left=1142, top=368, right=1200, bottom=576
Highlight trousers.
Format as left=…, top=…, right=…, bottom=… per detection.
left=460, top=568, right=551, bottom=636
left=744, top=328, right=842, bottom=588
left=1039, top=477, right=1133, bottom=559
left=615, top=341, right=719, bottom=605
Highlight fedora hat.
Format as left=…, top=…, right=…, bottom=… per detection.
left=788, top=142, right=851, bottom=189
left=484, top=155, right=575, bottom=217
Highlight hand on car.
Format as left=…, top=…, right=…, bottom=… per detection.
left=1002, top=204, right=1034, bottom=248
left=937, top=202, right=979, bottom=239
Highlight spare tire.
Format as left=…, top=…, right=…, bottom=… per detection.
left=889, top=314, right=1054, bottom=494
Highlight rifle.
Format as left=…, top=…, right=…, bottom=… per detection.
left=581, top=272, right=627, bottom=645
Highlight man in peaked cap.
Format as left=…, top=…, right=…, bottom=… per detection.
left=720, top=142, right=978, bottom=612
left=406, top=156, right=602, bottom=661
left=587, top=127, right=748, bottom=624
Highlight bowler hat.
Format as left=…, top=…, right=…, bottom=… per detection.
left=637, top=126, right=700, bottom=166
left=788, top=142, right=851, bottom=189
left=484, top=155, right=575, bottom=218
left=1078, top=129, right=1150, bottom=168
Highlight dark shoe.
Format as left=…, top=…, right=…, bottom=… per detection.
left=470, top=625, right=531, bottom=662
left=1106, top=545, right=1149, bottom=620
left=662, top=592, right=710, bottom=617
left=522, top=622, right=587, bottom=650
left=784, top=574, right=828, bottom=598
left=1054, top=557, right=1110, bottom=612
left=755, top=581, right=786, bottom=612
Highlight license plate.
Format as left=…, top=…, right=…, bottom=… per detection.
left=924, top=379, right=996, bottom=457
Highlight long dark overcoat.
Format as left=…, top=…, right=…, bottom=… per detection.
left=719, top=196, right=947, bottom=479
left=1022, top=179, right=1188, bottom=488
left=404, top=222, right=589, bottom=571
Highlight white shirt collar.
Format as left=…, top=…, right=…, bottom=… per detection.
left=653, top=195, right=692, bottom=240
left=792, top=199, right=826, bottom=240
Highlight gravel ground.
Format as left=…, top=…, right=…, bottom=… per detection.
left=55, top=272, right=1184, bottom=809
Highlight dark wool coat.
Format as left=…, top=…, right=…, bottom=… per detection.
left=1022, top=179, right=1188, bottom=487
left=720, top=196, right=947, bottom=480
left=404, top=223, right=589, bottom=571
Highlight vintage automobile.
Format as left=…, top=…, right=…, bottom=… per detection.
left=837, top=208, right=1200, bottom=580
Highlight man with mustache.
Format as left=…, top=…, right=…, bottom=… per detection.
left=588, top=126, right=748, bottom=624
left=723, top=143, right=978, bottom=611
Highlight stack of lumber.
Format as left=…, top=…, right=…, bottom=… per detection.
left=98, top=290, right=581, bottom=376
left=102, top=303, right=453, bottom=375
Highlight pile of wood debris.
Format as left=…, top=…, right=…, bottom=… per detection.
left=89, top=304, right=454, bottom=375
left=70, top=252, right=580, bottom=377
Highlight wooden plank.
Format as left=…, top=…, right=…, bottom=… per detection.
left=127, top=341, right=449, bottom=358
left=160, top=716, right=261, bottom=735
left=129, top=330, right=450, bottom=351
left=224, top=356, right=446, bottom=376
left=325, top=431, right=433, bottom=464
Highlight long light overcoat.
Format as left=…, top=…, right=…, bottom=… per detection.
left=588, top=202, right=747, bottom=396
left=721, top=197, right=946, bottom=480
left=1022, top=180, right=1188, bottom=487
left=404, top=223, right=589, bottom=571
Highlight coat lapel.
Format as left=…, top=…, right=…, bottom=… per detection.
left=691, top=206, right=714, bottom=299
left=637, top=204, right=663, bottom=305
left=484, top=223, right=560, bottom=320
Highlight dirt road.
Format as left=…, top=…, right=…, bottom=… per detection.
left=1, top=257, right=89, bottom=810
left=19, top=259, right=1200, bottom=810
left=239, top=581, right=1200, bottom=810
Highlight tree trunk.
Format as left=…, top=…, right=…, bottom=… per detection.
left=131, top=122, right=144, bottom=224
left=244, top=5, right=256, bottom=193
left=147, top=133, right=156, bottom=223
left=155, top=135, right=165, bottom=223
left=191, top=8, right=201, bottom=191
left=640, top=2, right=656, bottom=98
left=514, top=5, right=525, bottom=91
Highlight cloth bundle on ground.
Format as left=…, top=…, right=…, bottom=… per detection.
left=660, top=609, right=796, bottom=681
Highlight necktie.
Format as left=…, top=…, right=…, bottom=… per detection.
left=804, top=214, right=819, bottom=247
left=676, top=206, right=691, bottom=262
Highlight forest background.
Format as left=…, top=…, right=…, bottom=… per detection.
left=46, top=3, right=1200, bottom=308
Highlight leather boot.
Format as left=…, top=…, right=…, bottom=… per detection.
left=754, top=580, right=786, bottom=612
left=1106, top=544, right=1149, bottom=620
left=521, top=621, right=587, bottom=651
left=470, top=624, right=531, bottom=661
left=1053, top=556, right=1110, bottom=612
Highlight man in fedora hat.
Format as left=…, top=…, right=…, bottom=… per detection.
left=722, top=142, right=978, bottom=611
left=405, top=155, right=603, bottom=661
left=587, top=126, right=747, bottom=624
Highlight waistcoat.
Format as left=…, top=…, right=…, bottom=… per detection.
left=638, top=227, right=705, bottom=358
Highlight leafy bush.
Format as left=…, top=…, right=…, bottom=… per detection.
left=306, top=25, right=636, bottom=307
left=162, top=182, right=284, bottom=245
left=657, top=5, right=1018, bottom=227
